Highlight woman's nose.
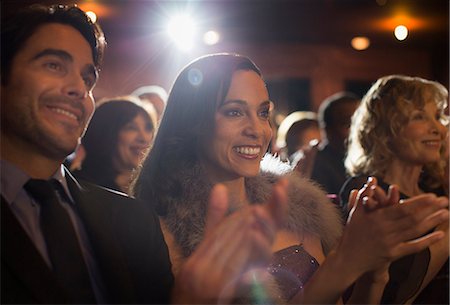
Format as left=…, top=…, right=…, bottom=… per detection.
left=138, top=128, right=153, bottom=144
left=243, top=117, right=262, bottom=138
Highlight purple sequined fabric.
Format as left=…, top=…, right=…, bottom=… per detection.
left=267, top=244, right=319, bottom=301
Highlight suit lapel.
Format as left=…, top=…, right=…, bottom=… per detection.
left=65, top=170, right=136, bottom=303
left=1, top=196, right=69, bottom=303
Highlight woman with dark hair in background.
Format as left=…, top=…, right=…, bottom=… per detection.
left=75, top=96, right=156, bottom=192
left=341, top=75, right=449, bottom=304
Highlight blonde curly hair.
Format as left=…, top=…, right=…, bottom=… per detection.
left=345, top=75, right=448, bottom=189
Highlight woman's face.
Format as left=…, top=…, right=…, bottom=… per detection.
left=393, top=101, right=447, bottom=166
left=201, top=70, right=272, bottom=182
left=113, top=113, right=154, bottom=172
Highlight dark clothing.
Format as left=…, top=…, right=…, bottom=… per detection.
left=340, top=176, right=449, bottom=305
left=73, top=167, right=121, bottom=193
left=310, top=143, right=347, bottom=196
left=1, top=169, right=173, bottom=304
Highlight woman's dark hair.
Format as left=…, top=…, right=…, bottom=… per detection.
left=132, top=53, right=262, bottom=214
left=79, top=96, right=154, bottom=190
left=1, top=4, right=106, bottom=85
left=286, top=119, right=319, bottom=157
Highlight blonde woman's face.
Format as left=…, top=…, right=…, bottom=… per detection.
left=393, top=102, right=447, bottom=165
left=201, top=70, right=272, bottom=182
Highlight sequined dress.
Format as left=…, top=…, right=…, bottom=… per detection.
left=268, top=244, right=319, bottom=301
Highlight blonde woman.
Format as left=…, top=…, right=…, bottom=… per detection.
left=342, top=75, right=449, bottom=304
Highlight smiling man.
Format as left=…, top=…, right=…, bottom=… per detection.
left=0, top=5, right=174, bottom=303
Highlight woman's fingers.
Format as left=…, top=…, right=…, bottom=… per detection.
left=204, top=183, right=229, bottom=239
left=265, top=178, right=289, bottom=228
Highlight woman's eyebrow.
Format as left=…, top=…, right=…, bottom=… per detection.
left=221, top=99, right=247, bottom=107
left=220, top=99, right=272, bottom=107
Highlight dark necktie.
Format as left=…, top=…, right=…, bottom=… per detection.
left=24, top=179, right=96, bottom=303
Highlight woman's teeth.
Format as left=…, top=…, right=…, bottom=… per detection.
left=234, top=146, right=260, bottom=155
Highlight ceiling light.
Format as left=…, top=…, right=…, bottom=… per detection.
left=351, top=36, right=370, bottom=50
left=394, top=25, right=408, bottom=41
left=203, top=30, right=220, bottom=45
left=167, top=14, right=196, bottom=51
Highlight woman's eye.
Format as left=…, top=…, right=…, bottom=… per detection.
left=411, top=112, right=425, bottom=120
left=225, top=109, right=242, bottom=117
left=124, top=124, right=138, bottom=131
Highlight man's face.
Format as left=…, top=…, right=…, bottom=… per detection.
left=1, top=23, right=97, bottom=161
left=327, top=101, right=359, bottom=149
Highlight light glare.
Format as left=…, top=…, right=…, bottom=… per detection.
left=351, top=36, right=370, bottom=50
left=203, top=30, right=220, bottom=45
left=168, top=15, right=196, bottom=51
left=86, top=11, right=97, bottom=23
left=394, top=25, right=408, bottom=41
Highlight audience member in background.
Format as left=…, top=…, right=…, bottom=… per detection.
left=276, top=111, right=321, bottom=161
left=1, top=5, right=291, bottom=305
left=310, top=92, right=360, bottom=195
left=442, top=135, right=449, bottom=196
left=74, top=96, right=157, bottom=193
left=132, top=85, right=168, bottom=122
left=341, top=75, right=449, bottom=304
left=132, top=53, right=448, bottom=304
left=276, top=111, right=321, bottom=177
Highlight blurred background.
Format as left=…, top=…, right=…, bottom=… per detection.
left=3, top=0, right=449, bottom=119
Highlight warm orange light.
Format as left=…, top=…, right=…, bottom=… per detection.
left=376, top=13, right=425, bottom=32
left=78, top=3, right=115, bottom=19
left=351, top=36, right=370, bottom=50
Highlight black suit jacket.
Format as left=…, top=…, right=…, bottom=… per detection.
left=1, top=169, right=173, bottom=304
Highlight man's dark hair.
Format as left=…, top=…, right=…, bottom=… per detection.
left=318, top=91, right=360, bottom=129
left=1, top=4, right=106, bottom=85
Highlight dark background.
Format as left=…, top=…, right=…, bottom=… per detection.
left=3, top=0, right=449, bottom=116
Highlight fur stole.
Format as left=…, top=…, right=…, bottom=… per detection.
left=162, top=155, right=343, bottom=258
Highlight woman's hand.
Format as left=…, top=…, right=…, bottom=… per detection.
left=172, top=179, right=289, bottom=304
left=342, top=177, right=448, bottom=278
left=292, top=140, right=319, bottom=178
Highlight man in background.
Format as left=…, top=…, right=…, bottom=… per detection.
left=310, top=92, right=360, bottom=197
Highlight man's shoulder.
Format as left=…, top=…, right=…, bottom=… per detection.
left=78, top=179, right=133, bottom=202
left=67, top=173, right=154, bottom=214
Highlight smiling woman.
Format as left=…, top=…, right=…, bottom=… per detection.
left=73, top=95, right=156, bottom=193
left=132, top=53, right=341, bottom=302
left=131, top=54, right=449, bottom=304
left=341, top=74, right=449, bottom=304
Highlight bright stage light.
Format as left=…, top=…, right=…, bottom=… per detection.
left=203, top=30, right=220, bottom=45
left=167, top=14, right=196, bottom=51
left=394, top=25, right=408, bottom=41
